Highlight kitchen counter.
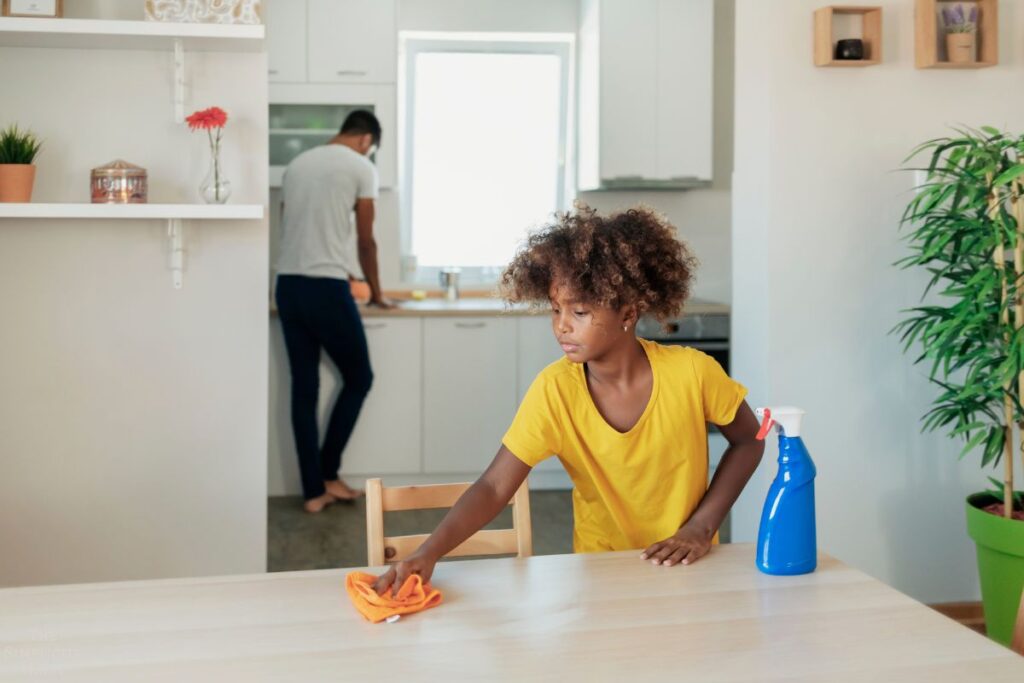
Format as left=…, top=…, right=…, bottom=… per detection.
left=358, top=296, right=730, bottom=318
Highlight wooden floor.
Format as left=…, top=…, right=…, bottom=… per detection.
left=929, top=602, right=987, bottom=635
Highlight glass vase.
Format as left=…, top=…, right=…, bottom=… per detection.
left=200, top=143, right=231, bottom=204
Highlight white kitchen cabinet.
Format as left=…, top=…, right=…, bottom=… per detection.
left=423, top=318, right=517, bottom=473
left=578, top=0, right=714, bottom=189
left=265, top=0, right=307, bottom=83
left=515, top=317, right=565, bottom=474
left=592, top=0, right=658, bottom=183
left=339, top=318, right=422, bottom=475
left=655, top=0, right=713, bottom=181
left=307, top=0, right=397, bottom=84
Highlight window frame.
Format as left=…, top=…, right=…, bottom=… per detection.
left=399, top=32, right=576, bottom=286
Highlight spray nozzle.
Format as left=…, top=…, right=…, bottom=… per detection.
left=755, top=406, right=805, bottom=439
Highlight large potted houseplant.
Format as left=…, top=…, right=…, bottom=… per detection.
left=0, top=124, right=42, bottom=203
left=895, top=126, right=1024, bottom=646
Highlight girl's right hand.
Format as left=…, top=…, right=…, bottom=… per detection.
left=373, top=551, right=437, bottom=595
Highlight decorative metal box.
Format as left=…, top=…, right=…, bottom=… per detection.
left=90, top=159, right=148, bottom=204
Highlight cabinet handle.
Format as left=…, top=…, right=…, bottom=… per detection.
left=363, top=322, right=388, bottom=330
left=268, top=69, right=279, bottom=75
left=336, top=69, right=368, bottom=76
left=454, top=322, right=487, bottom=329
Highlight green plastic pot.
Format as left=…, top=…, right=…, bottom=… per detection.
left=966, top=492, right=1024, bottom=646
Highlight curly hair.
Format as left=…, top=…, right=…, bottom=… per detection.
left=499, top=205, right=698, bottom=321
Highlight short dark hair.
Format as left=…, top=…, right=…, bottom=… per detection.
left=339, top=110, right=382, bottom=146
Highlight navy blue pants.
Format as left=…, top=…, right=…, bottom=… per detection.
left=275, top=275, right=374, bottom=500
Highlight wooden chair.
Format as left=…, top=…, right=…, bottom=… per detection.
left=1014, top=587, right=1024, bottom=656
left=365, top=478, right=532, bottom=566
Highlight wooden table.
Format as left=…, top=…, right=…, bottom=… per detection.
left=1, top=544, right=1021, bottom=681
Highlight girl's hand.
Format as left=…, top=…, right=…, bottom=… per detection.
left=373, top=551, right=438, bottom=595
left=640, top=523, right=713, bottom=567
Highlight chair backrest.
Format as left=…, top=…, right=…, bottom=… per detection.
left=365, top=479, right=532, bottom=566
left=1013, top=586, right=1024, bottom=656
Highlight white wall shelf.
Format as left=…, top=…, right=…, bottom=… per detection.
left=0, top=203, right=264, bottom=289
left=0, top=17, right=265, bottom=121
left=0, top=17, right=264, bottom=52
left=0, top=203, right=264, bottom=220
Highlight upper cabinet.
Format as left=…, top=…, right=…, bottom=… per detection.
left=308, top=0, right=397, bottom=83
left=578, top=0, right=714, bottom=190
left=266, top=0, right=307, bottom=83
left=265, top=0, right=397, bottom=84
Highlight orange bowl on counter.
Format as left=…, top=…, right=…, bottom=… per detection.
left=350, top=279, right=371, bottom=303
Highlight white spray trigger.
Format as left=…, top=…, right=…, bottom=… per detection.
left=755, top=406, right=805, bottom=439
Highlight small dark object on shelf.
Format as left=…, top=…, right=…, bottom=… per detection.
left=835, top=38, right=865, bottom=60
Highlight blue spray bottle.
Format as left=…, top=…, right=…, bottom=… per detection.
left=754, top=407, right=817, bottom=575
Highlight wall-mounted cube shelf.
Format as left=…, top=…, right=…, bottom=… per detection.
left=915, top=0, right=997, bottom=68
left=814, top=6, right=882, bottom=67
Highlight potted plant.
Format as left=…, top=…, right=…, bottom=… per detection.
left=895, top=126, right=1024, bottom=646
left=942, top=4, right=978, bottom=64
left=0, top=124, right=42, bottom=203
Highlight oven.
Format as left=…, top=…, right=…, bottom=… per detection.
left=635, top=312, right=730, bottom=374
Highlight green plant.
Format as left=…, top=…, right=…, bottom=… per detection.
left=894, top=126, right=1024, bottom=520
left=0, top=125, right=42, bottom=165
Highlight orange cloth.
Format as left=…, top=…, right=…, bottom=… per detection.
left=345, top=571, right=443, bottom=623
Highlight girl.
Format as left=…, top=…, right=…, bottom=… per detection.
left=374, top=206, right=763, bottom=593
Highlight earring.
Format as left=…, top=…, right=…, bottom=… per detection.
left=623, top=324, right=629, bottom=332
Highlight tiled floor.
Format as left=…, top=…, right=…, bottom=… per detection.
left=268, top=490, right=575, bottom=572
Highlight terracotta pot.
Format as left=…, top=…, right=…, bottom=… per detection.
left=0, top=164, right=37, bottom=203
left=946, top=33, right=976, bottom=64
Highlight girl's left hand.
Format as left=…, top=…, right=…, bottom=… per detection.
left=640, top=523, right=713, bottom=566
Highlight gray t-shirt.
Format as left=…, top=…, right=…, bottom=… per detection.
left=276, top=144, right=379, bottom=280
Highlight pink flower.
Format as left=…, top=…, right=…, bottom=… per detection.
left=186, top=107, right=228, bottom=131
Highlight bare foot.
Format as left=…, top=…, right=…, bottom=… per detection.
left=303, top=492, right=338, bottom=514
left=325, top=479, right=363, bottom=500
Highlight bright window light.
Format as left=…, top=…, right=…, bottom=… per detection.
left=402, top=37, right=572, bottom=281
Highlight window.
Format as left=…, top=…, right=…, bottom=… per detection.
left=400, top=33, right=575, bottom=284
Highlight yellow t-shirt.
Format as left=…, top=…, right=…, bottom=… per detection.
left=502, top=338, right=747, bottom=553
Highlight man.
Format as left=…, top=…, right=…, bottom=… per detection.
left=275, top=110, right=393, bottom=513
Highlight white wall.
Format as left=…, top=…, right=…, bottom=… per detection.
left=0, top=45, right=269, bottom=586
left=731, top=0, right=1024, bottom=603
left=397, top=0, right=578, bottom=34
left=268, top=0, right=734, bottom=496
left=296, top=0, right=733, bottom=303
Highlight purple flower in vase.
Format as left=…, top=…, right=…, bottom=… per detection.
left=943, top=3, right=976, bottom=33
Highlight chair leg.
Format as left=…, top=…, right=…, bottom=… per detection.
left=512, top=481, right=533, bottom=558
left=365, top=478, right=385, bottom=567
